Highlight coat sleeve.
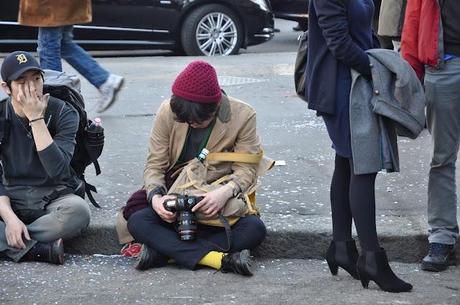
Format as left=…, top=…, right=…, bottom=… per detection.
left=37, top=104, right=78, bottom=180
left=313, top=0, right=372, bottom=77
left=228, top=109, right=261, bottom=193
left=143, top=102, right=171, bottom=196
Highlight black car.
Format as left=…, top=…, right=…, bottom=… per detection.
left=270, top=0, right=382, bottom=32
left=0, top=0, right=274, bottom=56
left=270, top=0, right=308, bottom=26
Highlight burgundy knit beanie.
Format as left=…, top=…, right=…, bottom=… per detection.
left=172, top=60, right=222, bottom=104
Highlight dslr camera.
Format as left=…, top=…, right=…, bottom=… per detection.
left=163, top=195, right=204, bottom=241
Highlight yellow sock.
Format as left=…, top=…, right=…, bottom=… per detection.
left=198, top=251, right=225, bottom=270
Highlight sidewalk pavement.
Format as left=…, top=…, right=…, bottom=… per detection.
left=57, top=52, right=460, bottom=264
left=1, top=255, right=459, bottom=305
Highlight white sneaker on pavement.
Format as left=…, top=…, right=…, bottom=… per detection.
left=96, top=74, right=124, bottom=113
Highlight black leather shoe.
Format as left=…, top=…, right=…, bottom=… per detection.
left=221, top=249, right=253, bottom=276
left=421, top=243, right=456, bottom=272
left=326, top=240, right=360, bottom=279
left=134, top=244, right=168, bottom=270
left=23, top=238, right=64, bottom=265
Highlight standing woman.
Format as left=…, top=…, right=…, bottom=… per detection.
left=306, top=0, right=412, bottom=292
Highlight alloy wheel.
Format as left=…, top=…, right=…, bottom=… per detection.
left=195, top=12, right=238, bottom=56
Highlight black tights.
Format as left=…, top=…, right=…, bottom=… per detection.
left=330, top=154, right=380, bottom=251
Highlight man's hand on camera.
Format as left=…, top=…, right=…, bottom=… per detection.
left=152, top=194, right=177, bottom=223
left=191, top=185, right=233, bottom=219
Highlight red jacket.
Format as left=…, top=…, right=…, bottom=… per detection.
left=401, top=0, right=442, bottom=80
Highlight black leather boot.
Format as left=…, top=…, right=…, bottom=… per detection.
left=325, top=240, right=360, bottom=279
left=135, top=244, right=168, bottom=270
left=22, top=238, right=64, bottom=265
left=357, top=248, right=413, bottom=293
left=221, top=249, right=253, bottom=276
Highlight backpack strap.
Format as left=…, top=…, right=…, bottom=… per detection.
left=0, top=99, right=10, bottom=148
left=93, top=160, right=101, bottom=176
left=46, top=97, right=66, bottom=137
left=82, top=178, right=101, bottom=208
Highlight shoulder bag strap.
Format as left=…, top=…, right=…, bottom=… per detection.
left=207, top=150, right=264, bottom=164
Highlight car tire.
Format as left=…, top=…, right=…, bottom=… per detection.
left=181, top=4, right=243, bottom=56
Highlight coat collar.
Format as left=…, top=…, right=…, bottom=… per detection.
left=216, top=94, right=231, bottom=123
left=208, top=94, right=231, bottom=148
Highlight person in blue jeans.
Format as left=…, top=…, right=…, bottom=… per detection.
left=18, top=0, right=123, bottom=113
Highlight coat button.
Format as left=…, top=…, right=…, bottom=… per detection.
left=369, top=63, right=374, bottom=68
left=374, top=89, right=380, bottom=95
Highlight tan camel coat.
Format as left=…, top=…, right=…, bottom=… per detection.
left=18, top=0, right=92, bottom=27
left=144, top=95, right=263, bottom=197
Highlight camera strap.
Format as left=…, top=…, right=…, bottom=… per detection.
left=217, top=214, right=232, bottom=252
left=196, top=214, right=233, bottom=252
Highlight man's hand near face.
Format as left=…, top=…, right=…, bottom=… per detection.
left=16, top=79, right=49, bottom=121
left=14, top=77, right=53, bottom=151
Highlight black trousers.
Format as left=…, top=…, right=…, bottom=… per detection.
left=127, top=207, right=267, bottom=270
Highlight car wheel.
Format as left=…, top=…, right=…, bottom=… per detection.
left=181, top=4, right=243, bottom=56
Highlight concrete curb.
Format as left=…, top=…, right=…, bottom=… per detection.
left=65, top=213, right=459, bottom=264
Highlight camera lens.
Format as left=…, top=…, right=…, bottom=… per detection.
left=164, top=200, right=176, bottom=212
left=177, top=211, right=197, bottom=241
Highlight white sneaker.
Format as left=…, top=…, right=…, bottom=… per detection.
left=96, top=74, right=124, bottom=113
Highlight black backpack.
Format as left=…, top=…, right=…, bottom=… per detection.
left=43, top=70, right=104, bottom=207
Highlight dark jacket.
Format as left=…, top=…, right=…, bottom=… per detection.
left=306, top=0, right=379, bottom=115
left=0, top=97, right=79, bottom=197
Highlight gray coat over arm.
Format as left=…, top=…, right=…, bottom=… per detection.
left=350, top=49, right=426, bottom=175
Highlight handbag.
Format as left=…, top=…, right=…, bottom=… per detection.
left=167, top=151, right=268, bottom=227
left=294, top=30, right=309, bottom=102
left=115, top=151, right=274, bottom=244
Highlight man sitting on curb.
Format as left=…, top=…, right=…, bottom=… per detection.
left=126, top=60, right=268, bottom=276
left=0, top=51, right=90, bottom=264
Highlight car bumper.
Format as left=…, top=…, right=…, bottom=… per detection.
left=274, top=12, right=308, bottom=23
left=251, top=27, right=274, bottom=43
left=245, top=9, right=274, bottom=47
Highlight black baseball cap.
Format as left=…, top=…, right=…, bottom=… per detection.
left=1, top=51, right=44, bottom=82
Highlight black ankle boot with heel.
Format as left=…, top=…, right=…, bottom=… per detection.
left=325, top=240, right=360, bottom=279
left=357, top=248, right=412, bottom=293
